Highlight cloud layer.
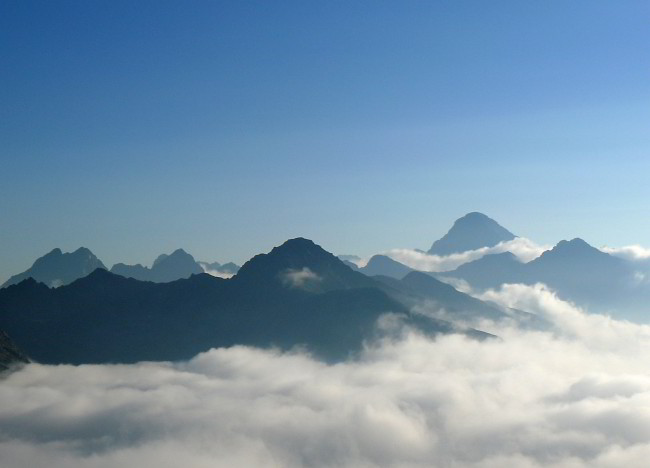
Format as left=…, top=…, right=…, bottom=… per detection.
left=384, top=237, right=550, bottom=272
left=3, top=284, right=650, bottom=467
left=601, top=245, right=650, bottom=262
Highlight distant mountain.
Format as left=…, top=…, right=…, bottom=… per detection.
left=428, top=212, right=516, bottom=255
left=439, top=252, right=525, bottom=289
left=0, top=238, right=497, bottom=364
left=358, top=255, right=414, bottom=279
left=440, top=238, right=649, bottom=320
left=1, top=247, right=106, bottom=288
left=111, top=249, right=203, bottom=282
left=0, top=330, right=29, bottom=371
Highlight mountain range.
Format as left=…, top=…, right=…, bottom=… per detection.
left=331, top=212, right=650, bottom=321
left=0, top=238, right=507, bottom=365
left=4, top=211, right=650, bottom=367
left=2, top=247, right=240, bottom=288
left=438, top=237, right=649, bottom=320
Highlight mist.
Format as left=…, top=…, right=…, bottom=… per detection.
left=2, top=283, right=650, bottom=467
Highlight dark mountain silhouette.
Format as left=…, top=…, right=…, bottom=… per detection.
left=0, top=238, right=497, bottom=364
left=0, top=329, right=29, bottom=371
left=358, top=255, right=414, bottom=279
left=428, top=212, right=516, bottom=255
left=440, top=238, right=649, bottom=320
left=110, top=249, right=203, bottom=282
left=1, top=247, right=106, bottom=288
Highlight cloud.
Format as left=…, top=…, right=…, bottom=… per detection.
left=4, top=287, right=650, bottom=467
left=281, top=267, right=322, bottom=288
left=602, top=245, right=650, bottom=262
left=384, top=237, right=550, bottom=272
left=199, top=267, right=235, bottom=279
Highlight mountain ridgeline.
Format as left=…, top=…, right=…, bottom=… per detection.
left=110, top=249, right=203, bottom=282
left=0, top=238, right=501, bottom=365
left=2, top=247, right=240, bottom=288
left=438, top=237, right=649, bottom=319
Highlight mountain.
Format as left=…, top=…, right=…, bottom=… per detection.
left=110, top=249, right=203, bottom=282
left=0, top=238, right=497, bottom=364
left=1, top=247, right=106, bottom=288
left=233, top=238, right=377, bottom=292
left=441, top=238, right=648, bottom=320
left=428, top=212, right=516, bottom=255
left=0, top=330, right=29, bottom=371
left=358, top=255, right=414, bottom=279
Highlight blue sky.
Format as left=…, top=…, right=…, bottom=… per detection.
left=1, top=1, right=649, bottom=282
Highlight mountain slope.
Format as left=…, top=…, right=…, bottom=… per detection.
left=428, top=212, right=516, bottom=255
left=1, top=247, right=106, bottom=288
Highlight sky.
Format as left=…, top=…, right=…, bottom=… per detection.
left=1, top=1, right=649, bottom=283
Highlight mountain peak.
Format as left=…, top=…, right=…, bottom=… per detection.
left=2, top=248, right=106, bottom=289
left=359, top=255, right=413, bottom=279
left=546, top=238, right=599, bottom=256
left=532, top=237, right=625, bottom=270
left=234, top=237, right=374, bottom=291
left=428, top=212, right=516, bottom=255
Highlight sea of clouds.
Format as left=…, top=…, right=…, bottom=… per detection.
left=3, top=283, right=650, bottom=467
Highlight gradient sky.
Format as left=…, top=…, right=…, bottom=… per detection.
left=1, top=1, right=649, bottom=283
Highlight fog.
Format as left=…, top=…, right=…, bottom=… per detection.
left=2, top=283, right=650, bottom=467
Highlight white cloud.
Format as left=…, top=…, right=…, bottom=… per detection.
left=199, top=265, right=235, bottom=279
left=281, top=267, right=322, bottom=288
left=602, top=245, right=650, bottom=262
left=384, top=237, right=550, bottom=272
left=4, top=288, right=650, bottom=467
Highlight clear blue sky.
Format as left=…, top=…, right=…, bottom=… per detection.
left=1, top=1, right=649, bottom=282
